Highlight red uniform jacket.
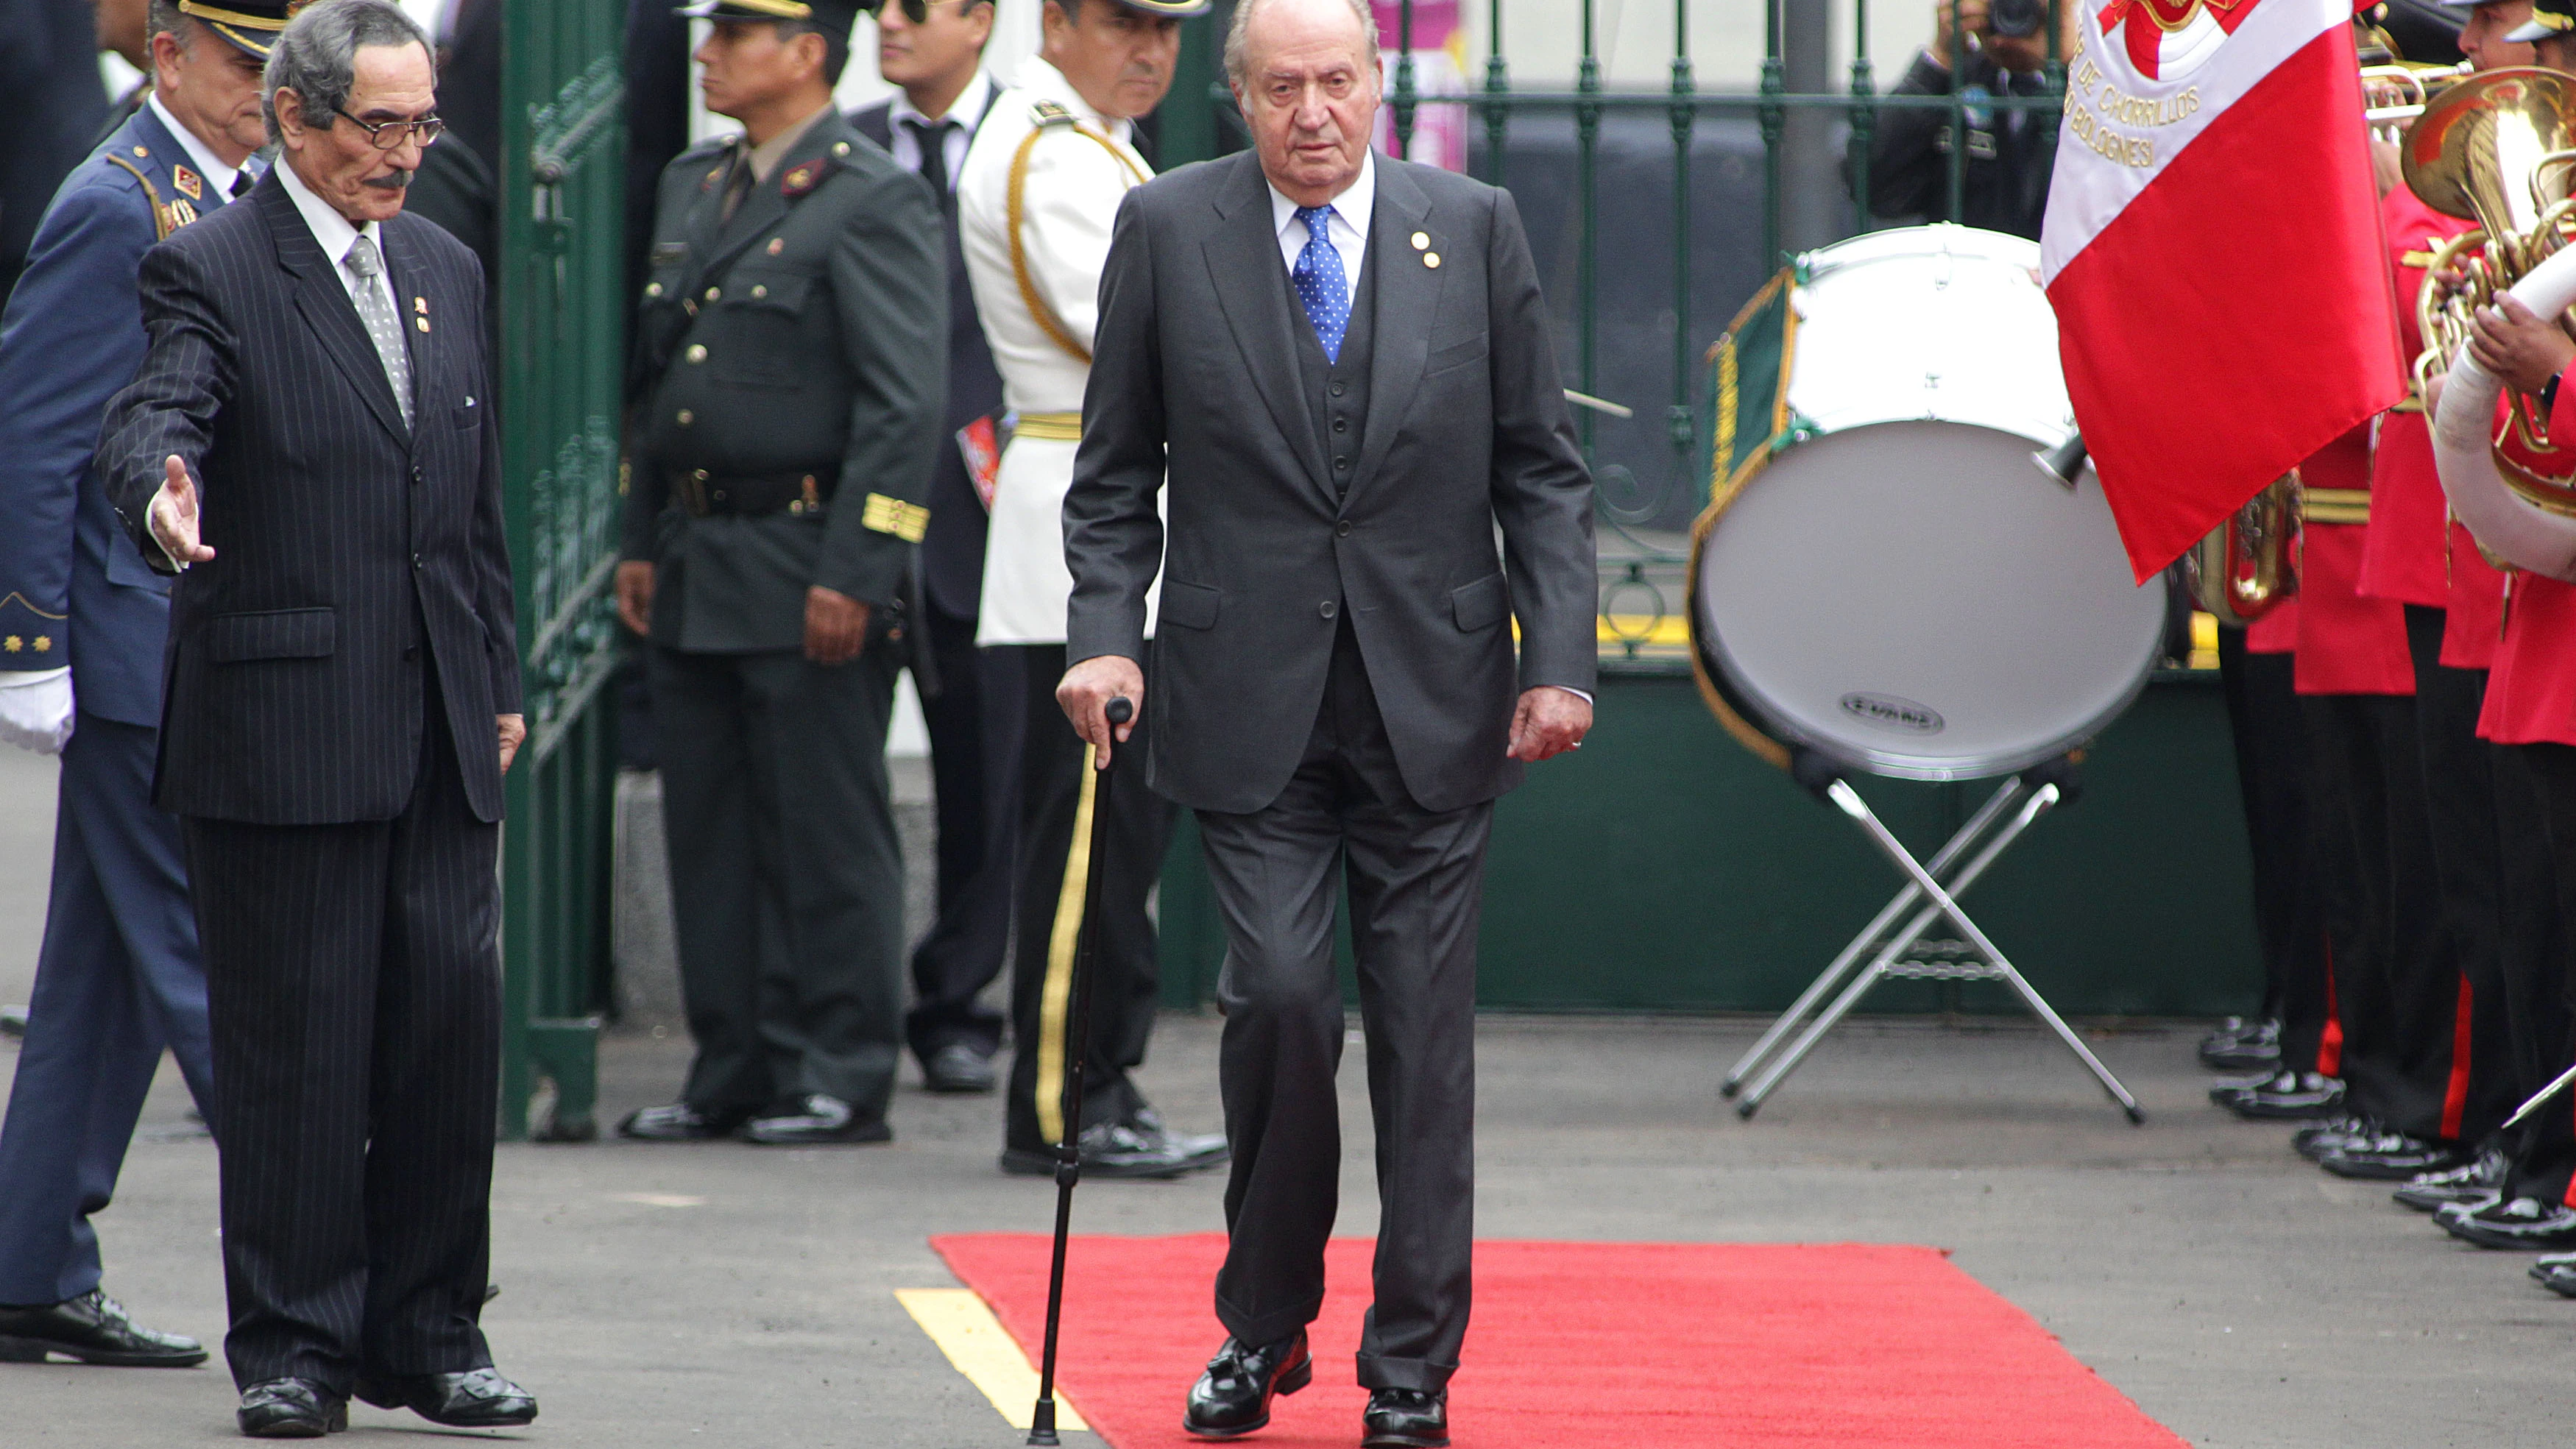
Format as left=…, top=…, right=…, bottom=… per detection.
left=2477, top=377, right=2576, bottom=743
left=2296, top=422, right=2416, bottom=696
left=2363, top=188, right=2471, bottom=612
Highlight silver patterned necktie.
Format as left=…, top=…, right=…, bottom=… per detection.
left=343, top=235, right=414, bottom=430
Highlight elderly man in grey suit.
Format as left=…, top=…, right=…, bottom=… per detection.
left=1057, top=0, right=1594, bottom=1440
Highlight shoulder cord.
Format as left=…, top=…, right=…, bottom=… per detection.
left=101, top=154, right=176, bottom=242
left=1005, top=119, right=1147, bottom=366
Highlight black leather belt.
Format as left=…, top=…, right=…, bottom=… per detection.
left=671, top=467, right=835, bottom=518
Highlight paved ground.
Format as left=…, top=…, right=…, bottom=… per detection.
left=0, top=743, right=2569, bottom=1448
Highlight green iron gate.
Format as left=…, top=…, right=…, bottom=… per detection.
left=496, top=0, right=626, bottom=1141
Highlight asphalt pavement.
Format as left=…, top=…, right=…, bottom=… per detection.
left=0, top=743, right=2566, bottom=1448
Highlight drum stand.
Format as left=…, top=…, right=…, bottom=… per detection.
left=1721, top=758, right=2144, bottom=1124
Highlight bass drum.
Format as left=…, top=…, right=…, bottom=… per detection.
left=1690, top=225, right=2168, bottom=782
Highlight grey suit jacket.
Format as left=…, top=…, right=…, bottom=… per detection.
left=98, top=172, right=520, bottom=826
left=1065, top=151, right=1595, bottom=815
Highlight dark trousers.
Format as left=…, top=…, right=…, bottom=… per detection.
left=2507, top=743, right=2576, bottom=1204
left=2299, top=691, right=2463, bottom=1138
left=2494, top=745, right=2568, bottom=1160
left=651, top=643, right=904, bottom=1120
left=2218, top=632, right=2329, bottom=1065
left=181, top=701, right=498, bottom=1391
left=2404, top=608, right=2516, bottom=1140
left=1002, top=643, right=1175, bottom=1151
left=1194, top=624, right=1488, bottom=1395
left=905, top=601, right=1022, bottom=1062
left=0, top=714, right=213, bottom=1306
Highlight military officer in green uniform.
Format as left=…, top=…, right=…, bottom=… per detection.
left=615, top=0, right=947, bottom=1146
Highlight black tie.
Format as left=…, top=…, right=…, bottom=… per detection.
left=905, top=116, right=955, bottom=205
left=230, top=170, right=255, bottom=199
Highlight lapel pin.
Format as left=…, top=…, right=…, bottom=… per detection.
left=414, top=297, right=428, bottom=313
left=417, top=316, right=431, bottom=333
left=768, top=237, right=785, bottom=255
left=1423, top=252, right=1440, bottom=269
left=1410, top=230, right=1429, bottom=251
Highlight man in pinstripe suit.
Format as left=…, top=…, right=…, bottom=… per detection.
left=96, top=1, right=535, bottom=1436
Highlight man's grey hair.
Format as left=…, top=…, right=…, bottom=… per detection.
left=261, top=0, right=433, bottom=144
left=1223, top=0, right=1380, bottom=93
left=146, top=0, right=185, bottom=46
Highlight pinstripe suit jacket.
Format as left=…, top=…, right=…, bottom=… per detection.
left=97, top=170, right=520, bottom=826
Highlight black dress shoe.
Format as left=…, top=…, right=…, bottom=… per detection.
left=740, top=1094, right=892, bottom=1145
left=2318, top=1132, right=2471, bottom=1180
left=2441, top=1194, right=2576, bottom=1249
left=2212, top=1071, right=2345, bottom=1120
left=923, top=1044, right=998, bottom=1094
left=237, top=1378, right=347, bottom=1438
left=2198, top=1016, right=2283, bottom=1074
left=1183, top=1332, right=1311, bottom=1438
left=1131, top=1105, right=1231, bottom=1171
left=2291, top=1113, right=2379, bottom=1161
left=2531, top=1252, right=2576, bottom=1297
left=2393, top=1147, right=2508, bottom=1212
left=1002, top=1120, right=1196, bottom=1180
left=618, top=1101, right=751, bottom=1141
left=0, top=1288, right=207, bottom=1367
left=1362, top=1388, right=1450, bottom=1448
left=353, top=1367, right=537, bottom=1428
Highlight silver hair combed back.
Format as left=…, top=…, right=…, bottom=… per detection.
left=1223, top=0, right=1381, bottom=93
left=261, top=0, right=432, bottom=144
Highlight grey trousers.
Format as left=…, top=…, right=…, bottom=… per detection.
left=1192, top=624, right=1490, bottom=1394
left=651, top=643, right=904, bottom=1120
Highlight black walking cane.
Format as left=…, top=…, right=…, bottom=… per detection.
left=1027, top=695, right=1130, bottom=1448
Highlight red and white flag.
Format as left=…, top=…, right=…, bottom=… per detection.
left=2042, top=0, right=2403, bottom=580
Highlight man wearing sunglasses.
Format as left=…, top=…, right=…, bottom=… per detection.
left=957, top=0, right=1228, bottom=1182
left=849, top=0, right=1020, bottom=1100
left=615, top=0, right=948, bottom=1150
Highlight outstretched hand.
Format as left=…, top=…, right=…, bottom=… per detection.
left=149, top=455, right=215, bottom=570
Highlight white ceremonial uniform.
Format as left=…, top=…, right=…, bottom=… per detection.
left=956, top=54, right=1161, bottom=646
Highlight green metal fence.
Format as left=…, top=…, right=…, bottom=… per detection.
left=495, top=0, right=628, bottom=1141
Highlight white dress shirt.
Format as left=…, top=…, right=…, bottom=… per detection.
left=148, top=92, right=251, bottom=202
left=275, top=157, right=382, bottom=308
left=886, top=72, right=993, bottom=190
left=1267, top=149, right=1374, bottom=309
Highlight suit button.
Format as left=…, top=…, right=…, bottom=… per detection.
left=1330, top=382, right=1345, bottom=397
left=1334, top=456, right=1348, bottom=471
left=685, top=344, right=707, bottom=364
left=1336, top=520, right=1353, bottom=537
left=692, top=469, right=710, bottom=482
left=712, top=488, right=728, bottom=503
left=403, top=644, right=420, bottom=661
left=410, top=467, right=423, bottom=486
left=1318, top=600, right=1338, bottom=620
left=1332, top=417, right=1347, bottom=433
left=412, top=553, right=424, bottom=569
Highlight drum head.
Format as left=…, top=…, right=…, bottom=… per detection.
left=1693, top=420, right=2168, bottom=782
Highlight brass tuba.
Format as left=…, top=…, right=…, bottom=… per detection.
left=2404, top=69, right=2576, bottom=421
left=2185, top=472, right=2301, bottom=624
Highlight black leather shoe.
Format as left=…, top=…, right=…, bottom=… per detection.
left=1131, top=1105, right=1231, bottom=1171
left=740, top=1094, right=892, bottom=1145
left=617, top=1101, right=751, bottom=1141
left=1183, top=1332, right=1311, bottom=1438
left=1362, top=1388, right=1450, bottom=1448
left=0, top=1289, right=207, bottom=1367
left=2531, top=1252, right=2576, bottom=1297
left=2318, top=1132, right=2471, bottom=1180
left=2394, top=1147, right=2508, bottom=1212
left=2291, top=1113, right=2379, bottom=1161
left=353, top=1367, right=537, bottom=1428
left=924, top=1044, right=998, bottom=1094
left=2441, top=1195, right=2576, bottom=1249
left=2212, top=1071, right=2345, bottom=1120
left=1002, top=1120, right=1197, bottom=1180
left=237, top=1378, right=346, bottom=1438
left=2198, top=1016, right=2282, bottom=1074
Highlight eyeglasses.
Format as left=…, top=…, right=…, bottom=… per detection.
left=333, top=107, right=445, bottom=150
left=866, top=0, right=980, bottom=24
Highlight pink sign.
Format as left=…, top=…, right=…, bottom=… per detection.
left=1370, top=0, right=1467, bottom=172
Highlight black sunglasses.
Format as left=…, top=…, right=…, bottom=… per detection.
left=866, top=0, right=983, bottom=22
left=333, top=107, right=445, bottom=150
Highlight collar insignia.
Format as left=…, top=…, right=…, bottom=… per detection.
left=173, top=166, right=203, bottom=201
left=782, top=162, right=821, bottom=197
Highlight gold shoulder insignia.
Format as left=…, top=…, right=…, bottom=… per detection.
left=1031, top=99, right=1076, bottom=127
left=173, top=165, right=202, bottom=201
left=782, top=161, right=822, bottom=197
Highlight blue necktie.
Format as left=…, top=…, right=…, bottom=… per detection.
left=1292, top=205, right=1349, bottom=364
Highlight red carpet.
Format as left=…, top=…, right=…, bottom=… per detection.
left=932, top=1234, right=2185, bottom=1448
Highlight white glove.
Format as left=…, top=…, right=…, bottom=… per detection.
left=0, top=668, right=74, bottom=755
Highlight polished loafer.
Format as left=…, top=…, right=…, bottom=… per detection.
left=740, top=1094, right=892, bottom=1145
left=353, top=1367, right=538, bottom=1428
left=1362, top=1388, right=1451, bottom=1448
left=617, top=1102, right=751, bottom=1141
left=1003, top=1120, right=1204, bottom=1180
left=0, top=1288, right=207, bottom=1367
left=923, top=1044, right=998, bottom=1094
left=237, top=1378, right=347, bottom=1438
left=1130, top=1105, right=1231, bottom=1171
left=1183, top=1331, right=1312, bottom=1438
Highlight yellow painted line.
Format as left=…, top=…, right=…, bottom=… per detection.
left=896, top=1288, right=1089, bottom=1433
left=1597, top=613, right=1690, bottom=645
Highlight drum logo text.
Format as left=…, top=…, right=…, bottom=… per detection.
left=1839, top=692, right=1946, bottom=734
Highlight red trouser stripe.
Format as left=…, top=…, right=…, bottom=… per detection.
left=2318, top=936, right=2343, bottom=1079
left=2441, top=975, right=2474, bottom=1142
